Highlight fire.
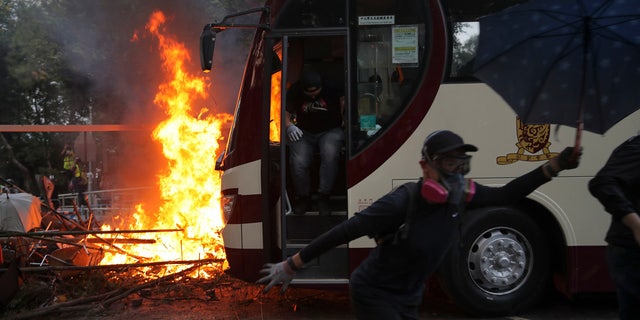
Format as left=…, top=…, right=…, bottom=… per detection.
left=97, top=11, right=231, bottom=276
left=270, top=71, right=282, bottom=142
left=269, top=46, right=283, bottom=142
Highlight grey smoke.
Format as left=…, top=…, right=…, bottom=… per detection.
left=45, top=0, right=260, bottom=121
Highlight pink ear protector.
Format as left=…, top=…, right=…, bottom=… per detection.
left=421, top=178, right=475, bottom=204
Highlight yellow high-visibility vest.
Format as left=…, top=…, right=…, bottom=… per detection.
left=63, top=152, right=75, bottom=170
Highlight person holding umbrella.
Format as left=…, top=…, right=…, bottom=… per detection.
left=589, top=134, right=640, bottom=320
left=258, top=130, right=580, bottom=319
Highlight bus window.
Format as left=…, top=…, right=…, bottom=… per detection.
left=352, top=0, right=427, bottom=153
left=449, top=21, right=478, bottom=80
left=444, top=0, right=526, bottom=82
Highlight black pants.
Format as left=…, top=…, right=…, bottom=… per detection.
left=350, top=284, right=419, bottom=320
left=607, top=245, right=640, bottom=320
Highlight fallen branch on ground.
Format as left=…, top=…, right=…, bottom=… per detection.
left=4, top=261, right=215, bottom=320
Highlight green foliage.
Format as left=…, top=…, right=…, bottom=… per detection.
left=0, top=0, right=91, bottom=191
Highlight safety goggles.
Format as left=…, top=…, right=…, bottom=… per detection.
left=432, top=154, right=472, bottom=175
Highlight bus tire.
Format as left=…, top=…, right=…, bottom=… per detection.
left=437, top=206, right=550, bottom=317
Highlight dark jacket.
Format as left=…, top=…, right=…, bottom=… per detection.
left=286, top=83, right=343, bottom=133
left=299, top=166, right=550, bottom=304
left=589, top=135, right=640, bottom=248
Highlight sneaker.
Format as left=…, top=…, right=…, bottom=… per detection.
left=318, top=194, right=331, bottom=216
left=293, top=196, right=311, bottom=215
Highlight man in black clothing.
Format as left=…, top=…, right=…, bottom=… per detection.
left=589, top=135, right=640, bottom=320
left=285, top=70, right=345, bottom=216
left=259, top=130, right=579, bottom=319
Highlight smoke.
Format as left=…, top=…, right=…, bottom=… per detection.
left=42, top=0, right=261, bottom=189
left=46, top=0, right=258, bottom=119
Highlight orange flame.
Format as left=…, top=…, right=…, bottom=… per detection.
left=98, top=11, right=231, bottom=276
left=269, top=47, right=283, bottom=142
left=269, top=71, right=282, bottom=142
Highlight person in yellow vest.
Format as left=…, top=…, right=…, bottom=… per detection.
left=69, top=157, right=88, bottom=205
left=61, top=144, right=75, bottom=179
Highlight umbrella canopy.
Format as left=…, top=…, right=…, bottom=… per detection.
left=0, top=193, right=42, bottom=232
left=473, top=0, right=640, bottom=138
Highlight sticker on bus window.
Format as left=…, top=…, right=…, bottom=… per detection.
left=358, top=15, right=395, bottom=25
left=392, top=25, right=418, bottom=64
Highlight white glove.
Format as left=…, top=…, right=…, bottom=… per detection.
left=257, top=260, right=296, bottom=293
left=366, top=124, right=381, bottom=137
left=287, top=125, right=303, bottom=142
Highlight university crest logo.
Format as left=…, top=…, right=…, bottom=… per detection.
left=497, top=117, right=558, bottom=164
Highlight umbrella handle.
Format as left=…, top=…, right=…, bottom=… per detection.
left=571, top=121, right=583, bottom=164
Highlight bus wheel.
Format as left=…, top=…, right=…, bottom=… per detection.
left=437, top=206, right=550, bottom=317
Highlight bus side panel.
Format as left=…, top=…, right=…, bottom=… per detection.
left=221, top=157, right=268, bottom=280
left=219, top=21, right=270, bottom=280
left=565, top=246, right=615, bottom=293
left=225, top=247, right=265, bottom=282
left=225, top=194, right=263, bottom=225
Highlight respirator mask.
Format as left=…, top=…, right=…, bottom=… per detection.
left=421, top=154, right=474, bottom=205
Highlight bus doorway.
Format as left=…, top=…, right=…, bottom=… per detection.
left=268, top=34, right=350, bottom=280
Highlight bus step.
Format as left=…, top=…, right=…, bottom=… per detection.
left=286, top=214, right=345, bottom=241
left=284, top=246, right=349, bottom=279
left=285, top=242, right=347, bottom=248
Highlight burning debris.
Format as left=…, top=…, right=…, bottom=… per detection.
left=1, top=9, right=233, bottom=317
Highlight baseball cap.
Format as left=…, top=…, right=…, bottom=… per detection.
left=301, top=70, right=322, bottom=90
left=421, top=130, right=478, bottom=160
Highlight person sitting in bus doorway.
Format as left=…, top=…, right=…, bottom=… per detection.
left=285, top=70, right=345, bottom=216
left=259, top=130, right=580, bottom=320
left=589, top=134, right=640, bottom=320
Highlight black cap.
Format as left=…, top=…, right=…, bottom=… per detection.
left=301, top=70, right=322, bottom=89
left=421, top=130, right=478, bottom=160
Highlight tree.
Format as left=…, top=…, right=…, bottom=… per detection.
left=1, top=0, right=92, bottom=192
left=0, top=0, right=260, bottom=194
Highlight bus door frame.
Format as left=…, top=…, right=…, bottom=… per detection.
left=264, top=28, right=351, bottom=262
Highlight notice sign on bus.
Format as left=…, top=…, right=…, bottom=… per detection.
left=392, top=25, right=419, bottom=64
left=358, top=15, right=395, bottom=25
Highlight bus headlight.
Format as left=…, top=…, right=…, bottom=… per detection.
left=220, top=194, right=236, bottom=223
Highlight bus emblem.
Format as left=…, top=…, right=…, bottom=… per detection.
left=497, top=118, right=558, bottom=165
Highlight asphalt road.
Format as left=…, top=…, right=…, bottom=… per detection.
left=245, top=285, right=621, bottom=320
left=273, top=288, right=620, bottom=320
left=421, top=292, right=619, bottom=320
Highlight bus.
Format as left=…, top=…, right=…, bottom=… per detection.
left=200, top=0, right=639, bottom=316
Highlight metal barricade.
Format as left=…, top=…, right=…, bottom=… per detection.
left=56, top=187, right=152, bottom=222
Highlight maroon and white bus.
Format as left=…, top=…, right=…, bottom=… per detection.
left=200, top=0, right=639, bottom=316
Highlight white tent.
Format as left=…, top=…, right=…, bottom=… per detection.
left=0, top=193, right=42, bottom=232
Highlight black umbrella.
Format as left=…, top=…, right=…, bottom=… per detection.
left=473, top=0, right=640, bottom=150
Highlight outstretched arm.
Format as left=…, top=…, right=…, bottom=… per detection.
left=257, top=216, right=369, bottom=293
left=470, top=147, right=580, bottom=207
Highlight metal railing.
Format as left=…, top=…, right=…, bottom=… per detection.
left=57, top=187, right=152, bottom=220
